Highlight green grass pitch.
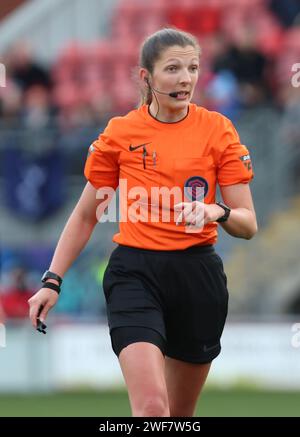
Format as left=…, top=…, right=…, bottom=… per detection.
left=0, top=389, right=300, bottom=417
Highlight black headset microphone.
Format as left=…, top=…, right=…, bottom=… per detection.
left=145, top=78, right=179, bottom=98
left=151, top=87, right=179, bottom=98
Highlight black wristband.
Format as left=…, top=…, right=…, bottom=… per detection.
left=43, top=281, right=61, bottom=294
left=216, top=202, right=231, bottom=223
left=41, top=270, right=63, bottom=286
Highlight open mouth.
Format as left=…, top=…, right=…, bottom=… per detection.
left=176, top=91, right=190, bottom=99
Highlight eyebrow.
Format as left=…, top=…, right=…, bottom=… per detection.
left=164, top=58, right=199, bottom=64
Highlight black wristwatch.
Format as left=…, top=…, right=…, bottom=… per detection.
left=216, top=202, right=231, bottom=223
left=41, top=270, right=63, bottom=286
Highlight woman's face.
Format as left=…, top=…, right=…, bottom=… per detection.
left=146, top=45, right=200, bottom=113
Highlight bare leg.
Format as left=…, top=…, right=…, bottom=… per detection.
left=165, top=356, right=211, bottom=417
left=119, top=342, right=170, bottom=417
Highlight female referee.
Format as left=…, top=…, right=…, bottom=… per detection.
left=28, top=28, right=257, bottom=417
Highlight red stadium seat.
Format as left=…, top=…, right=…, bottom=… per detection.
left=55, top=41, right=86, bottom=67
left=52, top=81, right=80, bottom=108
left=49, top=0, right=293, bottom=116
left=166, top=0, right=221, bottom=36
left=283, top=27, right=300, bottom=52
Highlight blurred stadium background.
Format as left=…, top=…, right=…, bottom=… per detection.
left=1, top=0, right=300, bottom=417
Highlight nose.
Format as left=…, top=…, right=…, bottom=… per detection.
left=179, top=68, right=192, bottom=84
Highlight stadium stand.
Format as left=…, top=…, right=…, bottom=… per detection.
left=1, top=0, right=300, bottom=318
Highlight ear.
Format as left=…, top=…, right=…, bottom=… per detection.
left=140, top=68, right=150, bottom=85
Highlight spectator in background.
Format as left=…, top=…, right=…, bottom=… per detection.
left=0, top=300, right=5, bottom=324
left=0, top=266, right=34, bottom=319
left=205, top=69, right=240, bottom=121
left=21, top=84, right=57, bottom=129
left=212, top=28, right=270, bottom=107
left=0, top=78, right=22, bottom=126
left=1, top=42, right=55, bottom=128
left=6, top=41, right=52, bottom=92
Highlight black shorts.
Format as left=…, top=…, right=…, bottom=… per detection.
left=103, top=244, right=228, bottom=364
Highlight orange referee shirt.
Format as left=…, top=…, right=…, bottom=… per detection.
left=84, top=104, right=253, bottom=250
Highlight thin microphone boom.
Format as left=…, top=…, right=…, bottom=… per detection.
left=145, top=79, right=179, bottom=98
left=151, top=86, right=179, bottom=98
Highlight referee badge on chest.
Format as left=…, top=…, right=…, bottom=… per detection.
left=184, top=176, right=209, bottom=201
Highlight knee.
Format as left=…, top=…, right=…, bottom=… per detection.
left=135, top=392, right=170, bottom=417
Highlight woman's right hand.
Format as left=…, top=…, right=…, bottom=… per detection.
left=28, top=287, right=59, bottom=328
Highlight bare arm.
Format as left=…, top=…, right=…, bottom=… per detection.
left=28, top=182, right=103, bottom=327
left=175, top=183, right=257, bottom=240
left=219, top=183, right=257, bottom=239
left=48, top=182, right=101, bottom=277
left=206, top=183, right=257, bottom=239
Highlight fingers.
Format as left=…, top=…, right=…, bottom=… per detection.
left=174, top=202, right=193, bottom=225
left=28, top=300, right=41, bottom=328
left=28, top=290, right=55, bottom=328
left=174, top=201, right=204, bottom=227
left=38, top=304, right=51, bottom=323
left=174, top=201, right=186, bottom=211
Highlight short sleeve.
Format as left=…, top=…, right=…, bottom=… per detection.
left=84, top=120, right=120, bottom=189
left=217, top=119, right=254, bottom=186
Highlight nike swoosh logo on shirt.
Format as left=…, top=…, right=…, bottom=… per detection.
left=129, top=142, right=151, bottom=151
